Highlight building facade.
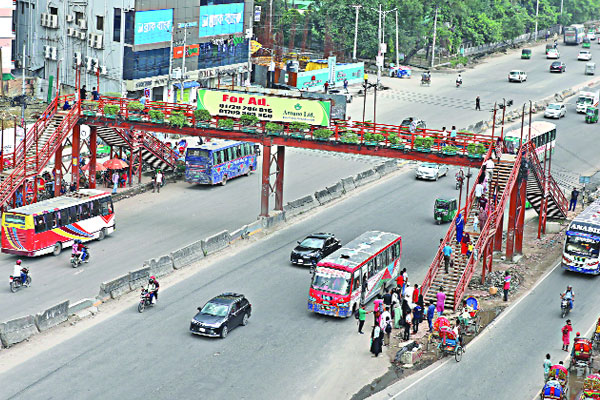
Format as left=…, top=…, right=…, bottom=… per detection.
left=13, top=0, right=253, bottom=101
left=0, top=0, right=16, bottom=78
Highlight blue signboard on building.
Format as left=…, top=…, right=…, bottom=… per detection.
left=199, top=3, right=244, bottom=37
left=134, top=9, right=174, bottom=45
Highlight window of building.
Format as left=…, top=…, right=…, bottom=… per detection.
left=75, top=11, right=83, bottom=22
left=96, top=16, right=104, bottom=31
left=49, top=6, right=58, bottom=15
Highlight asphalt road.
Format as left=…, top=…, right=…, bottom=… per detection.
left=353, top=40, right=600, bottom=130
left=0, top=148, right=381, bottom=321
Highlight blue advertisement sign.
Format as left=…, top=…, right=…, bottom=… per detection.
left=296, top=63, right=364, bottom=91
left=134, top=9, right=174, bottom=45
left=199, top=3, right=244, bottom=37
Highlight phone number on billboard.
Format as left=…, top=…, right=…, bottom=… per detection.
left=218, top=103, right=273, bottom=119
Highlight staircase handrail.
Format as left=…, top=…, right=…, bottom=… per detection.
left=527, top=143, right=568, bottom=213
left=139, top=132, right=179, bottom=168
left=452, top=145, right=526, bottom=310
left=421, top=143, right=495, bottom=297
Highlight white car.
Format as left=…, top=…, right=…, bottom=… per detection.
left=544, top=103, right=567, bottom=119
left=547, top=49, right=560, bottom=59
left=508, top=70, right=527, bottom=82
left=415, top=162, right=449, bottom=181
left=588, top=32, right=596, bottom=41
left=578, top=50, right=592, bottom=61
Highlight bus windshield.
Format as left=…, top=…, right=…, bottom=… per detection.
left=4, top=213, right=25, bottom=225
left=311, top=267, right=351, bottom=295
left=186, top=149, right=211, bottom=160
left=565, top=234, right=600, bottom=258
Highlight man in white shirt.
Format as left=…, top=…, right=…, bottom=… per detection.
left=12, top=260, right=28, bottom=286
left=153, top=170, right=164, bottom=193
left=475, top=182, right=484, bottom=200
left=484, top=158, right=494, bottom=181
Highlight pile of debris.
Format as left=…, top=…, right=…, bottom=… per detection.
left=468, top=269, right=523, bottom=296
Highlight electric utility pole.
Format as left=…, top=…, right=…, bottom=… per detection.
left=351, top=5, right=361, bottom=60
left=431, top=5, right=438, bottom=68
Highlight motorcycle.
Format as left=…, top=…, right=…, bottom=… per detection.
left=456, top=80, right=462, bottom=88
left=561, top=298, right=571, bottom=318
left=455, top=176, right=464, bottom=190
left=9, top=268, right=31, bottom=293
left=70, top=247, right=90, bottom=268
left=138, top=288, right=155, bottom=313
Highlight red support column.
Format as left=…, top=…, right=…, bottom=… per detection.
left=493, top=213, right=503, bottom=252
left=89, top=126, right=97, bottom=189
left=260, top=143, right=271, bottom=217
left=481, top=241, right=489, bottom=284
left=54, top=143, right=63, bottom=197
left=505, top=181, right=519, bottom=261
left=274, top=146, right=285, bottom=211
left=72, top=124, right=80, bottom=190
left=515, top=175, right=527, bottom=255
left=138, top=150, right=142, bottom=184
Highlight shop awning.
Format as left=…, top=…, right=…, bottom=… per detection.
left=173, top=81, right=200, bottom=90
left=1, top=73, right=15, bottom=81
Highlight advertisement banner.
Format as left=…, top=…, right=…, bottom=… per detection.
left=197, top=90, right=331, bottom=126
left=134, top=9, right=173, bottom=45
left=199, top=3, right=244, bottom=37
left=295, top=62, right=364, bottom=91
left=174, top=44, right=200, bottom=59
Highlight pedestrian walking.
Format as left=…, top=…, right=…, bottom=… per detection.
left=111, top=171, right=119, bottom=194
left=396, top=270, right=404, bottom=294
left=473, top=210, right=480, bottom=232
left=436, top=286, right=446, bottom=317
left=412, top=284, right=420, bottom=305
left=357, top=305, right=369, bottom=334
left=450, top=126, right=457, bottom=144
left=393, top=294, right=402, bottom=329
left=403, top=312, right=412, bottom=340
left=80, top=85, right=87, bottom=101
left=569, top=187, right=580, bottom=211
left=324, top=81, right=329, bottom=93
left=91, top=87, right=100, bottom=100
left=343, top=79, right=349, bottom=93
left=382, top=308, right=393, bottom=346
left=485, top=158, right=495, bottom=181
left=370, top=325, right=383, bottom=357
left=543, top=354, right=552, bottom=381
left=475, top=96, right=481, bottom=111
left=427, top=301, right=436, bottom=332
left=402, top=269, right=408, bottom=293
left=412, top=305, right=422, bottom=334
left=383, top=289, right=392, bottom=308
left=153, top=169, right=163, bottom=193
left=479, top=207, right=488, bottom=231
left=443, top=243, right=453, bottom=273
left=461, top=232, right=470, bottom=255
left=494, top=137, right=504, bottom=160
left=562, top=319, right=573, bottom=351
left=455, top=212, right=464, bottom=243
left=503, top=271, right=511, bottom=301
left=475, top=182, right=484, bottom=202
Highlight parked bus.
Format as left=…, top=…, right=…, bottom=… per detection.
left=504, top=121, right=556, bottom=158
left=562, top=198, right=600, bottom=275
left=308, top=231, right=402, bottom=317
left=564, top=24, right=585, bottom=45
left=1, top=189, right=115, bottom=257
left=185, top=140, right=258, bottom=185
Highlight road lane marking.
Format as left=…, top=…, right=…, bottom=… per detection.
left=384, top=260, right=562, bottom=399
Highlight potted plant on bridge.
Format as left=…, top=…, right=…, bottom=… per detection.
left=388, top=132, right=405, bottom=150
left=127, top=101, right=144, bottom=121
left=442, top=144, right=458, bottom=156
left=340, top=132, right=359, bottom=144
left=81, top=101, right=98, bottom=117
left=103, top=104, right=120, bottom=119
left=194, top=109, right=212, bottom=128
left=415, top=136, right=434, bottom=152
left=363, top=132, right=377, bottom=146
left=289, top=122, right=309, bottom=138
left=169, top=111, right=188, bottom=128
left=149, top=109, right=165, bottom=124
left=467, top=143, right=485, bottom=159
left=265, top=122, right=284, bottom=136
left=313, top=128, right=333, bottom=141
left=218, top=118, right=235, bottom=131
left=240, top=114, right=259, bottom=133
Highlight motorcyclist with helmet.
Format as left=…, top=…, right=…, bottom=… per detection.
left=12, top=260, right=28, bottom=286
left=147, top=276, right=160, bottom=304
left=72, top=239, right=89, bottom=262
left=456, top=74, right=463, bottom=87
left=561, top=285, right=575, bottom=310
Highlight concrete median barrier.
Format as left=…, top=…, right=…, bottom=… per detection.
left=146, top=255, right=174, bottom=278
left=375, top=160, right=398, bottom=176
left=354, top=169, right=381, bottom=187
left=99, top=274, right=131, bottom=300
left=283, top=195, right=318, bottom=217
left=245, top=220, right=263, bottom=236
left=129, top=266, right=151, bottom=290
left=0, top=315, right=38, bottom=348
left=171, top=240, right=204, bottom=269
left=341, top=177, right=356, bottom=192
left=68, top=298, right=95, bottom=315
left=326, top=181, right=344, bottom=200
left=261, top=211, right=286, bottom=229
left=229, top=226, right=247, bottom=242
left=35, top=300, right=70, bottom=332
left=202, top=231, right=231, bottom=256
left=314, top=188, right=334, bottom=205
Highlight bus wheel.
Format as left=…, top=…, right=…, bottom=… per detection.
left=98, top=228, right=107, bottom=241
left=221, top=175, right=228, bottom=186
left=52, top=242, right=62, bottom=256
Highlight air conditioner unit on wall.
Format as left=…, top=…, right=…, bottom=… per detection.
left=78, top=31, right=86, bottom=40
left=49, top=15, right=58, bottom=28
left=67, top=27, right=74, bottom=36
left=40, top=13, right=48, bottom=27
left=73, top=52, right=82, bottom=67
left=78, top=19, right=87, bottom=30
left=66, top=14, right=74, bottom=23
left=50, top=47, right=58, bottom=60
left=43, top=45, right=50, bottom=59
left=99, top=65, right=107, bottom=75
left=87, top=33, right=94, bottom=47
left=94, top=35, right=103, bottom=49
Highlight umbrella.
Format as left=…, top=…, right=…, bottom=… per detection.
left=103, top=158, right=129, bottom=169
left=82, top=163, right=107, bottom=172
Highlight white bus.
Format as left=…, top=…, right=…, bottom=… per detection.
left=564, top=24, right=585, bottom=45
left=503, top=121, right=556, bottom=158
left=562, top=198, right=600, bottom=275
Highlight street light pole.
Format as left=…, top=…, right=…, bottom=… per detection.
left=177, top=21, right=198, bottom=103
left=351, top=5, right=361, bottom=61
left=167, top=28, right=174, bottom=102
left=534, top=0, right=540, bottom=41
left=377, top=4, right=382, bottom=87
left=395, top=10, right=399, bottom=68
left=431, top=5, right=438, bottom=68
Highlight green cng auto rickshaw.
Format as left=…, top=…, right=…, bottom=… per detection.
left=521, top=49, right=532, bottom=59
left=586, top=106, right=599, bottom=123
left=583, top=37, right=591, bottom=48
left=434, top=198, right=458, bottom=224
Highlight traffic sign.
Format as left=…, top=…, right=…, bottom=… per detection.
left=580, top=176, right=591, bottom=184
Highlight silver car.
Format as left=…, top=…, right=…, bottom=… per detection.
left=544, top=103, right=567, bottom=119
left=415, top=162, right=449, bottom=181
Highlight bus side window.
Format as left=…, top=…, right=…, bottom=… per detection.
left=91, top=200, right=101, bottom=217
left=67, top=206, right=77, bottom=224
left=237, top=145, right=242, bottom=158
left=367, top=261, right=374, bottom=278
left=44, top=212, right=57, bottom=230
left=241, top=144, right=247, bottom=157
left=80, top=203, right=91, bottom=220
left=218, top=151, right=224, bottom=164
left=212, top=152, right=218, bottom=165
left=248, top=143, right=254, bottom=155
left=58, top=209, right=68, bottom=227
left=395, top=243, right=401, bottom=259
left=373, top=256, right=379, bottom=272
left=353, top=273, right=360, bottom=293
left=34, top=216, right=46, bottom=233
left=226, top=148, right=233, bottom=162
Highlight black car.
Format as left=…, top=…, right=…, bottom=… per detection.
left=271, top=83, right=299, bottom=91
left=550, top=61, right=567, bottom=73
left=190, top=293, right=251, bottom=338
left=290, top=233, right=341, bottom=266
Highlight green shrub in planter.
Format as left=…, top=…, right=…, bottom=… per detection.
left=290, top=122, right=309, bottom=132
left=373, top=133, right=385, bottom=143
left=240, top=114, right=259, bottom=126
left=82, top=101, right=98, bottom=116
left=265, top=122, right=284, bottom=134
left=127, top=101, right=144, bottom=112
left=363, top=132, right=373, bottom=142
left=422, top=136, right=434, bottom=149
left=341, top=132, right=359, bottom=144
left=218, top=118, right=235, bottom=130
left=194, top=109, right=212, bottom=122
left=103, top=104, right=120, bottom=118
left=443, top=145, right=458, bottom=154
left=467, top=143, right=485, bottom=155
left=149, top=109, right=165, bottom=123
left=169, top=111, right=188, bottom=128
left=414, top=136, right=424, bottom=148
left=388, top=133, right=400, bottom=145
left=314, top=128, right=333, bottom=139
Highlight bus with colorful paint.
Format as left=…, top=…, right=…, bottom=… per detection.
left=1, top=189, right=115, bottom=257
left=185, top=140, right=258, bottom=185
left=308, top=231, right=402, bottom=317
left=562, top=198, right=600, bottom=275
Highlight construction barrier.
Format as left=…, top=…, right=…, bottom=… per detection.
left=0, top=314, right=38, bottom=348
left=229, top=226, right=247, bottom=242
left=98, top=274, right=131, bottom=300
left=146, top=255, right=174, bottom=278
left=283, top=195, right=318, bottom=217
left=261, top=211, right=286, bottom=229
left=68, top=298, right=95, bottom=315
left=35, top=300, right=70, bottom=332
left=245, top=220, right=263, bottom=236
left=375, top=160, right=398, bottom=176
left=354, top=169, right=380, bottom=187
left=202, top=231, right=231, bottom=255
left=314, top=188, right=334, bottom=205
left=341, top=177, right=356, bottom=192
left=326, top=181, right=345, bottom=200
left=171, top=240, right=204, bottom=269
left=129, top=266, right=151, bottom=290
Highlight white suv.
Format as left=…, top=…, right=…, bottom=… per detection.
left=508, top=70, right=527, bottom=82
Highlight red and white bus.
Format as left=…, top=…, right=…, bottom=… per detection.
left=308, top=231, right=402, bottom=317
left=1, top=189, right=115, bottom=257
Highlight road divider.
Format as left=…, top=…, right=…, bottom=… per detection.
left=129, top=266, right=151, bottom=289
left=326, top=182, right=345, bottom=201
left=341, top=177, right=356, bottom=192
left=354, top=169, right=381, bottom=187
left=375, top=160, right=398, bottom=176
left=0, top=314, right=38, bottom=348
left=314, top=188, right=334, bottom=205
left=171, top=240, right=204, bottom=269
left=261, top=211, right=286, bottom=229
left=146, top=255, right=174, bottom=278
left=68, top=298, right=95, bottom=315
left=283, top=195, right=318, bottom=217
left=98, top=274, right=131, bottom=301
left=202, top=231, right=231, bottom=256
left=35, top=300, right=70, bottom=332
